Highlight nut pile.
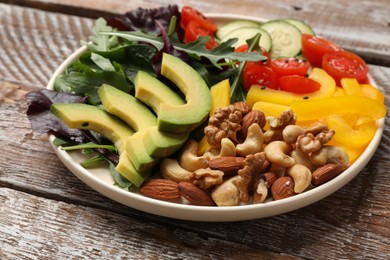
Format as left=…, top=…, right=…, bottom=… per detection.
left=140, top=102, right=349, bottom=206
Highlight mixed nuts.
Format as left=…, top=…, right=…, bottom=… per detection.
left=140, top=103, right=350, bottom=206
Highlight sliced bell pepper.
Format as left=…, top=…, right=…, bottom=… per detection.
left=246, top=68, right=336, bottom=107
left=326, top=114, right=377, bottom=148
left=197, top=79, right=230, bottom=155
left=291, top=95, right=386, bottom=122
left=340, top=78, right=365, bottom=96
left=360, top=84, right=385, bottom=103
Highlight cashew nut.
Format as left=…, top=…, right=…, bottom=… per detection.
left=283, top=125, right=304, bottom=144
left=286, top=164, right=312, bottom=193
left=290, top=148, right=317, bottom=172
left=236, top=123, right=264, bottom=157
left=253, top=179, right=268, bottom=203
left=310, top=145, right=349, bottom=167
left=160, top=158, right=193, bottom=182
left=211, top=176, right=240, bottom=206
left=179, top=140, right=209, bottom=171
left=264, top=141, right=295, bottom=168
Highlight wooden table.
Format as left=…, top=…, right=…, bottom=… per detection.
left=1, top=0, right=389, bottom=258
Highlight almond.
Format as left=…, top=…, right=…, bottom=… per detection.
left=140, top=179, right=180, bottom=200
left=263, top=172, right=279, bottom=188
left=237, top=110, right=266, bottom=142
left=271, top=176, right=296, bottom=200
left=178, top=181, right=215, bottom=206
left=209, top=156, right=245, bottom=175
left=312, top=163, right=346, bottom=186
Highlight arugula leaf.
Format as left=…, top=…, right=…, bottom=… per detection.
left=84, top=18, right=119, bottom=52
left=100, top=31, right=265, bottom=69
left=230, top=33, right=262, bottom=102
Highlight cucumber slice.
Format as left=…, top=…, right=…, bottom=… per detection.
left=284, top=18, right=315, bottom=35
left=216, top=20, right=261, bottom=39
left=220, top=27, right=272, bottom=52
left=260, top=20, right=302, bottom=58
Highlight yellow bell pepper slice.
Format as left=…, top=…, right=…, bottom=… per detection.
left=340, top=78, right=365, bottom=96
left=291, top=95, right=386, bottom=122
left=326, top=114, right=377, bottom=148
left=209, top=79, right=230, bottom=116
left=333, top=87, right=346, bottom=97
left=198, top=79, right=231, bottom=155
left=360, top=84, right=385, bottom=103
left=246, top=68, right=336, bottom=107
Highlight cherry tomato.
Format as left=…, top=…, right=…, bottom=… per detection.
left=180, top=6, right=217, bottom=32
left=278, top=75, right=321, bottom=94
left=271, top=57, right=310, bottom=77
left=302, top=34, right=342, bottom=67
left=322, top=50, right=369, bottom=85
left=243, top=63, right=278, bottom=91
left=184, top=21, right=218, bottom=49
left=235, top=44, right=271, bottom=66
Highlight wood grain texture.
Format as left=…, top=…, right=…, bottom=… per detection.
left=4, top=0, right=390, bottom=66
left=0, top=1, right=389, bottom=259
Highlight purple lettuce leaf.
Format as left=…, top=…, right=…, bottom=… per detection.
left=107, top=5, right=184, bottom=41
left=25, top=89, right=87, bottom=142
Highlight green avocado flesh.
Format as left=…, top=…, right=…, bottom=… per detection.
left=50, top=103, right=133, bottom=154
left=134, top=70, right=184, bottom=115
left=142, top=126, right=189, bottom=158
left=50, top=103, right=149, bottom=187
left=98, top=84, right=157, bottom=131
left=159, top=53, right=211, bottom=133
left=125, top=131, right=160, bottom=172
left=116, top=151, right=150, bottom=187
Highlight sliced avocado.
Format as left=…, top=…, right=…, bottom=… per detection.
left=159, top=53, right=211, bottom=133
left=98, top=84, right=157, bottom=131
left=115, top=151, right=150, bottom=187
left=50, top=103, right=133, bottom=154
left=51, top=103, right=149, bottom=187
left=134, top=70, right=184, bottom=115
left=142, top=126, right=189, bottom=157
left=125, top=131, right=160, bottom=172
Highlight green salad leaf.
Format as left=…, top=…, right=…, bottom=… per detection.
left=100, top=31, right=265, bottom=69
left=84, top=17, right=119, bottom=52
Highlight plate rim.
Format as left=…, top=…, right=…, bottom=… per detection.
left=46, top=13, right=385, bottom=222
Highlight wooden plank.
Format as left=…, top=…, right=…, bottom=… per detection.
left=0, top=188, right=301, bottom=259
left=2, top=0, right=390, bottom=66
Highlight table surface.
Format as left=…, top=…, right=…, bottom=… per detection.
left=1, top=0, right=389, bottom=259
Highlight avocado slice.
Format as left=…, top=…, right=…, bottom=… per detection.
left=98, top=84, right=157, bottom=132
left=115, top=151, right=150, bottom=187
left=50, top=103, right=149, bottom=187
left=125, top=131, right=160, bottom=172
left=50, top=103, right=133, bottom=154
left=134, top=70, right=184, bottom=115
left=142, top=126, right=189, bottom=158
left=159, top=53, right=211, bottom=133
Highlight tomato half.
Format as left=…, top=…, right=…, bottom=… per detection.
left=278, top=75, right=321, bottom=94
left=180, top=6, right=217, bottom=32
left=322, top=50, right=369, bottom=85
left=184, top=21, right=218, bottom=49
left=235, top=44, right=271, bottom=66
left=243, top=63, right=278, bottom=91
left=302, top=34, right=342, bottom=67
left=271, top=58, right=310, bottom=77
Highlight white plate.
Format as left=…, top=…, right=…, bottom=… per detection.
left=47, top=14, right=385, bottom=222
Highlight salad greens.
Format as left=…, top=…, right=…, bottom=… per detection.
left=26, top=4, right=265, bottom=178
